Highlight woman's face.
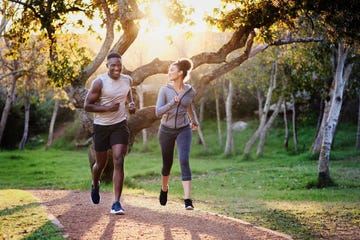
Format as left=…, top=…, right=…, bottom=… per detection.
left=168, top=64, right=182, bottom=82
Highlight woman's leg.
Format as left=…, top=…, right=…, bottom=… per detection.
left=161, top=175, right=170, bottom=192
left=182, top=180, right=191, bottom=199
left=176, top=127, right=193, bottom=199
left=158, top=127, right=176, bottom=205
left=158, top=127, right=176, bottom=184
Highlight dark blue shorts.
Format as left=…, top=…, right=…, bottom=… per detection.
left=93, top=120, right=129, bottom=152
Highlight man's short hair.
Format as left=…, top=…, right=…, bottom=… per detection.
left=107, top=52, right=122, bottom=60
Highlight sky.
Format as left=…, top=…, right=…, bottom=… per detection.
left=143, top=0, right=220, bottom=35
left=69, top=0, right=223, bottom=36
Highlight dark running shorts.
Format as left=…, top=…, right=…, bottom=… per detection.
left=93, top=120, right=130, bottom=151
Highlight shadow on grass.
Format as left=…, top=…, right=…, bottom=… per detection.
left=22, top=221, right=64, bottom=240
left=0, top=202, right=39, bottom=216
left=0, top=201, right=65, bottom=240
left=260, top=208, right=315, bottom=240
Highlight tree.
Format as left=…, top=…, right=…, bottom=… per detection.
left=0, top=27, right=29, bottom=145
left=318, top=41, right=355, bottom=186
left=7, top=0, right=355, bottom=179
left=17, top=35, right=48, bottom=150
left=243, top=60, right=281, bottom=158
left=306, top=1, right=360, bottom=186
left=223, top=78, right=234, bottom=156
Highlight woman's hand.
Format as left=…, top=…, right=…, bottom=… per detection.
left=174, top=96, right=180, bottom=103
left=191, top=122, right=198, bottom=131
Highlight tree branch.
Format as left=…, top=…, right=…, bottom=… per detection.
left=129, top=26, right=253, bottom=86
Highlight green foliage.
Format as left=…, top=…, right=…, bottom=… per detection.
left=208, top=0, right=360, bottom=46
left=308, top=0, right=360, bottom=43
left=47, top=40, right=92, bottom=88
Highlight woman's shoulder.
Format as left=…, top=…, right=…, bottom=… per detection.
left=160, top=84, right=174, bottom=91
left=185, top=84, right=196, bottom=92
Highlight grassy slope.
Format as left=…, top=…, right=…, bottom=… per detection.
left=0, top=120, right=359, bottom=239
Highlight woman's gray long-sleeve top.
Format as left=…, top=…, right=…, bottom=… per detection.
left=155, top=83, right=196, bottom=129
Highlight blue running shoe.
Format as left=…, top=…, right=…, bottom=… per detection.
left=110, top=201, right=125, bottom=215
left=91, top=182, right=100, bottom=204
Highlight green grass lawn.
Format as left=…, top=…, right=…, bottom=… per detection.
left=0, top=120, right=359, bottom=239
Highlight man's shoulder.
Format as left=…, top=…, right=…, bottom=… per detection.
left=120, top=74, right=133, bottom=83
left=94, top=73, right=107, bottom=82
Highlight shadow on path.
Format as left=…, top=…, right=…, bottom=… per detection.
left=30, top=190, right=292, bottom=240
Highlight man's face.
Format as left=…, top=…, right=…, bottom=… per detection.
left=107, top=57, right=122, bottom=79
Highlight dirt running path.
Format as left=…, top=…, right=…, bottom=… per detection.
left=30, top=190, right=292, bottom=240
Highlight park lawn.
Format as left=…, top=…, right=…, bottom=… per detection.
left=0, top=189, right=64, bottom=240
left=0, top=121, right=359, bottom=239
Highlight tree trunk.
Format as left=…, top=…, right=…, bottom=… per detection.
left=244, top=61, right=277, bottom=158
left=291, top=93, right=298, bottom=152
left=198, top=98, right=205, bottom=144
left=312, top=53, right=336, bottom=154
left=46, top=99, right=59, bottom=150
left=215, top=92, right=222, bottom=146
left=136, top=86, right=148, bottom=150
left=256, top=96, right=283, bottom=156
left=0, top=74, right=18, bottom=145
left=356, top=95, right=360, bottom=150
left=312, top=95, right=332, bottom=154
left=318, top=41, right=353, bottom=187
left=193, top=109, right=208, bottom=153
left=256, top=88, right=264, bottom=120
left=283, top=99, right=289, bottom=151
left=224, top=80, right=233, bottom=156
left=19, top=94, right=30, bottom=150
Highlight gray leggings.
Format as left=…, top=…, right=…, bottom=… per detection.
left=158, top=125, right=192, bottom=181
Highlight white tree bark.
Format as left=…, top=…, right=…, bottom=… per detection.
left=256, top=88, right=264, bottom=120
left=256, top=96, right=283, bottom=156
left=283, top=99, right=289, bottom=151
left=46, top=99, right=60, bottom=150
left=318, top=40, right=353, bottom=186
left=0, top=4, right=11, bottom=36
left=197, top=98, right=205, bottom=144
left=291, top=93, right=298, bottom=152
left=244, top=61, right=278, bottom=157
left=193, top=110, right=208, bottom=153
left=215, top=92, right=222, bottom=146
left=136, top=85, right=148, bottom=150
left=0, top=74, right=19, bottom=145
left=312, top=86, right=333, bottom=154
left=224, top=80, right=233, bottom=156
left=19, top=93, right=30, bottom=150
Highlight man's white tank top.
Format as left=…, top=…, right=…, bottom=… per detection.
left=93, top=73, right=132, bottom=125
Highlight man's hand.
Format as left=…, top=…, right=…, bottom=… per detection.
left=129, top=102, right=136, bottom=114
